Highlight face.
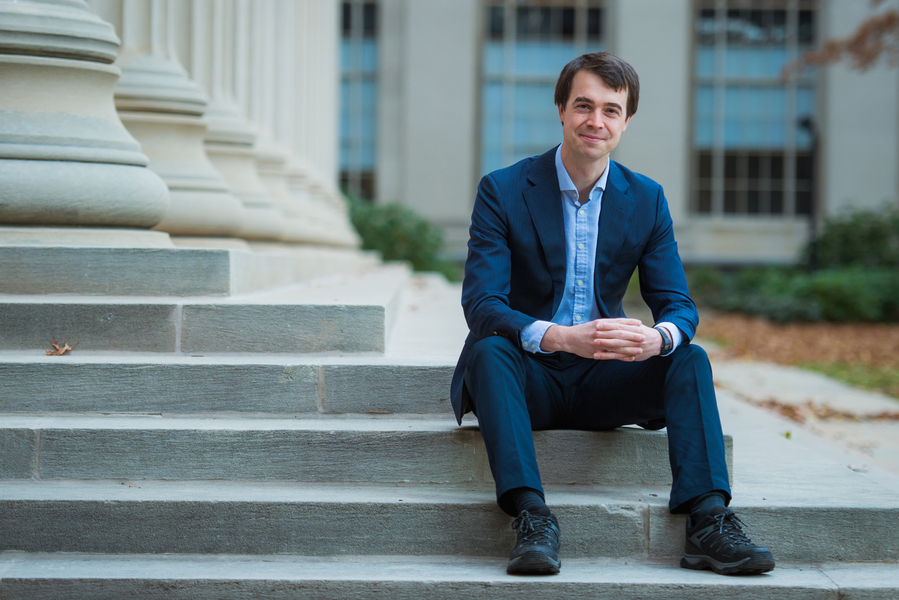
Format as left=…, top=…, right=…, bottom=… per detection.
left=557, top=70, right=632, bottom=168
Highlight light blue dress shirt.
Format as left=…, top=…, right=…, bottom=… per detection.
left=519, top=145, right=682, bottom=356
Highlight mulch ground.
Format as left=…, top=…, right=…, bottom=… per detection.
left=696, top=313, right=899, bottom=369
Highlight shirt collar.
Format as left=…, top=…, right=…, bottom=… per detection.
left=554, top=143, right=610, bottom=203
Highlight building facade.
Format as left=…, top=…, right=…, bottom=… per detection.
left=341, top=0, right=899, bottom=264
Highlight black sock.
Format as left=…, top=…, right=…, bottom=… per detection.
left=508, top=487, right=551, bottom=517
left=689, top=491, right=727, bottom=520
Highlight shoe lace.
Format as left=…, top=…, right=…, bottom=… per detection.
left=511, top=512, right=558, bottom=547
left=708, top=510, right=755, bottom=549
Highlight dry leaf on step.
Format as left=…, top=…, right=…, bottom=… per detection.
left=46, top=339, right=77, bottom=356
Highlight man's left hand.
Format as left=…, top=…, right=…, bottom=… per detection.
left=630, top=324, right=663, bottom=361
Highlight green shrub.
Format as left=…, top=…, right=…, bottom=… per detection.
left=689, top=266, right=899, bottom=323
left=689, top=205, right=899, bottom=323
left=811, top=204, right=899, bottom=268
left=347, top=196, right=461, bottom=281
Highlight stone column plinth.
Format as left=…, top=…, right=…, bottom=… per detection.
left=190, top=0, right=284, bottom=241
left=110, top=0, right=244, bottom=237
left=0, top=0, right=169, bottom=228
left=288, top=162, right=360, bottom=247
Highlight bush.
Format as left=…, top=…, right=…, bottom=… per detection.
left=347, top=196, right=461, bottom=281
left=689, top=204, right=899, bottom=323
left=811, top=204, right=899, bottom=268
left=689, top=266, right=899, bottom=323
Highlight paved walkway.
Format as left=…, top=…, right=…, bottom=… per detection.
left=708, top=354, right=899, bottom=477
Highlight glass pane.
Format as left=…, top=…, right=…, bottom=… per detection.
left=487, top=5, right=504, bottom=39
left=360, top=40, right=378, bottom=72
left=724, top=47, right=788, bottom=78
left=695, top=47, right=715, bottom=78
left=771, top=155, right=784, bottom=180
left=747, top=154, right=760, bottom=179
left=696, top=8, right=716, bottom=45
left=363, top=2, right=377, bottom=37
left=342, top=2, right=352, bottom=35
left=484, top=42, right=505, bottom=76
left=747, top=190, right=760, bottom=214
left=725, top=154, right=738, bottom=179
left=587, top=8, right=602, bottom=39
left=724, top=189, right=738, bottom=213
left=796, top=191, right=812, bottom=215
left=796, top=153, right=813, bottom=180
left=799, top=10, right=815, bottom=45
left=698, top=189, right=712, bottom=213
left=515, top=41, right=577, bottom=76
left=698, top=152, right=713, bottom=178
left=770, top=190, right=783, bottom=214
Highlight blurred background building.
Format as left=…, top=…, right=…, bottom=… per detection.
left=339, top=0, right=899, bottom=264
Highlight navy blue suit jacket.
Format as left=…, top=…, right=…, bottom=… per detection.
left=450, top=146, right=699, bottom=425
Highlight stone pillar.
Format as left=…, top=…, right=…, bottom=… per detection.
left=190, top=0, right=284, bottom=241
left=110, top=0, right=244, bottom=237
left=0, top=0, right=169, bottom=229
left=285, top=0, right=358, bottom=247
left=249, top=0, right=320, bottom=244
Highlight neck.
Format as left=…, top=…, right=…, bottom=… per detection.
left=560, top=147, right=609, bottom=199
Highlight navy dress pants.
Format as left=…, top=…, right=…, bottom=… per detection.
left=463, top=335, right=731, bottom=516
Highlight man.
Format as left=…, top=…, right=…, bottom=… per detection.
left=450, top=52, right=774, bottom=576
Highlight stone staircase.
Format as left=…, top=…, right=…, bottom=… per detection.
left=1, top=247, right=898, bottom=598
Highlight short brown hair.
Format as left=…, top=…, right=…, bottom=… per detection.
left=554, top=52, right=640, bottom=119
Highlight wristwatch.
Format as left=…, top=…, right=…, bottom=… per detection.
left=653, top=325, right=673, bottom=355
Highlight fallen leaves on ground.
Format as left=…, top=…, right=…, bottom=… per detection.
left=752, top=397, right=899, bottom=424
left=698, top=313, right=899, bottom=368
left=698, top=313, right=899, bottom=399
left=46, top=339, right=77, bottom=356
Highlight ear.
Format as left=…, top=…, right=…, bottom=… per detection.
left=557, top=103, right=565, bottom=125
left=622, top=114, right=633, bottom=131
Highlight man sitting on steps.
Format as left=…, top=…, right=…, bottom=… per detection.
left=449, top=51, right=775, bottom=576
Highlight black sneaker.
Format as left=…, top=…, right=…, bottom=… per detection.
left=506, top=511, right=561, bottom=575
left=681, top=506, right=775, bottom=575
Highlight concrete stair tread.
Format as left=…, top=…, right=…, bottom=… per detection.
left=0, top=264, right=411, bottom=353
left=0, top=417, right=686, bottom=486
left=1, top=553, right=897, bottom=599
left=0, top=353, right=456, bottom=414
left=0, top=243, right=378, bottom=296
left=0, top=480, right=894, bottom=561
left=0, top=262, right=407, bottom=305
left=0, top=413, right=646, bottom=430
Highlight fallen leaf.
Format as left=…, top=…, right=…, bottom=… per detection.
left=46, top=339, right=77, bottom=356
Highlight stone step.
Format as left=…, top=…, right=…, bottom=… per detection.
left=0, top=354, right=454, bottom=415
left=0, top=415, right=725, bottom=488
left=0, top=263, right=408, bottom=353
left=0, top=481, right=893, bottom=562
left=0, top=242, right=377, bottom=296
left=1, top=554, right=896, bottom=600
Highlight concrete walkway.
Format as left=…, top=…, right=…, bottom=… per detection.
left=709, top=355, right=899, bottom=478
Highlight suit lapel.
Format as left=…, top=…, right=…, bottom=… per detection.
left=595, top=161, right=635, bottom=307
left=522, top=148, right=566, bottom=313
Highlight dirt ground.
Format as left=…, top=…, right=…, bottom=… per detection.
left=697, top=313, right=899, bottom=369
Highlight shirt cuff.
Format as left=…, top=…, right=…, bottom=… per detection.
left=656, top=322, right=682, bottom=356
left=520, top=320, right=555, bottom=354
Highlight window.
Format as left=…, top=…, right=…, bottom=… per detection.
left=481, top=1, right=605, bottom=176
left=340, top=1, right=378, bottom=201
left=692, top=0, right=817, bottom=217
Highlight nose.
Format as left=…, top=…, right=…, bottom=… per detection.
left=586, top=108, right=604, bottom=129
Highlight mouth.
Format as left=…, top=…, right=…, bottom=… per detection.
left=580, top=133, right=606, bottom=143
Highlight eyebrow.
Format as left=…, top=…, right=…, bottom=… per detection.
left=573, top=96, right=623, bottom=112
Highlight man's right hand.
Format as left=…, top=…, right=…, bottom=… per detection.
left=540, top=318, right=646, bottom=360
